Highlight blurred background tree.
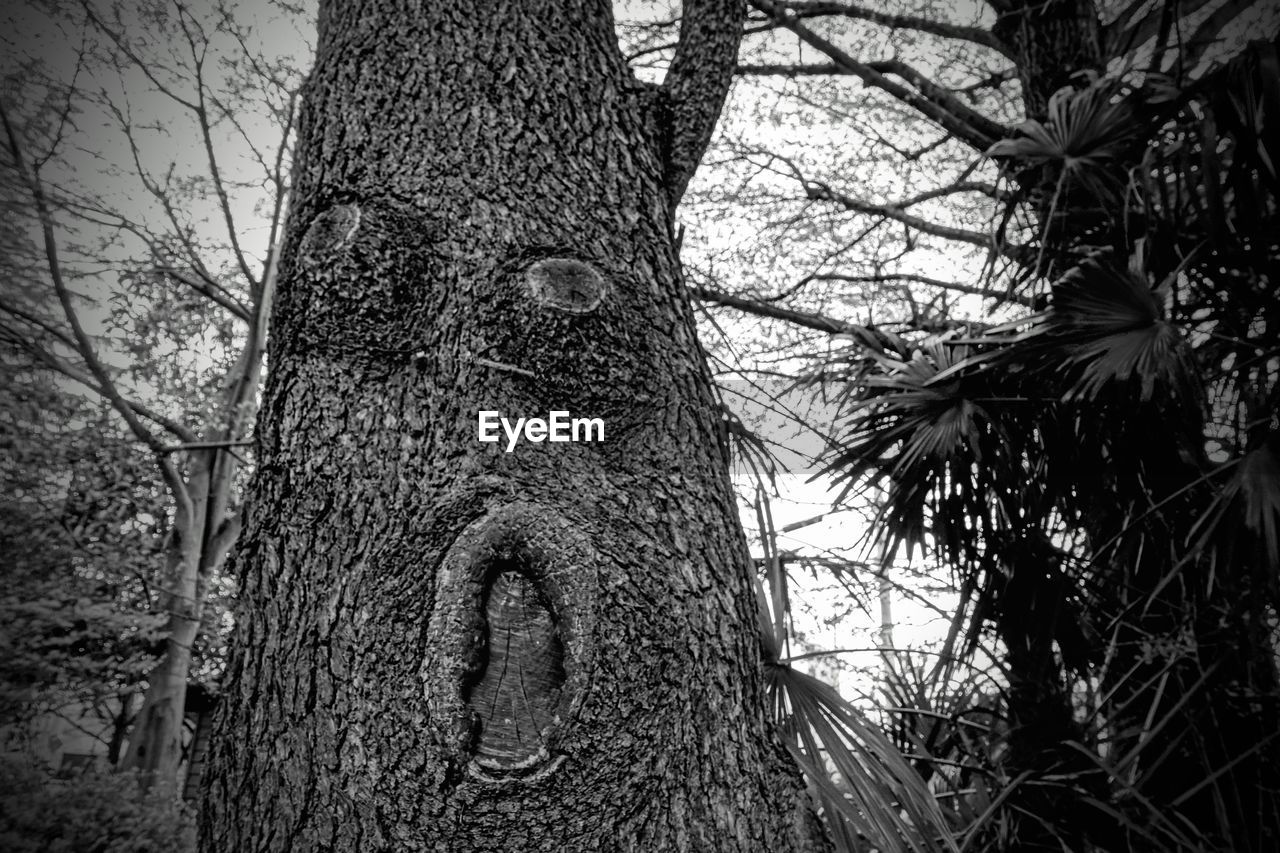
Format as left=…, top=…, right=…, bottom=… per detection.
left=1, top=0, right=298, bottom=789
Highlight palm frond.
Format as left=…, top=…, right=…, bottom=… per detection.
left=1191, top=437, right=1280, bottom=579
left=749, top=512, right=956, bottom=853
left=1235, top=438, right=1280, bottom=571
left=988, top=78, right=1142, bottom=232
left=989, top=81, right=1137, bottom=172
left=1044, top=259, right=1202, bottom=404
left=767, top=660, right=959, bottom=853
left=821, top=337, right=1009, bottom=568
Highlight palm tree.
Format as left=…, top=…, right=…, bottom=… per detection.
left=822, top=36, right=1280, bottom=853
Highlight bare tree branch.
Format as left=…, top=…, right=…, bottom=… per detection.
left=1, top=97, right=194, bottom=524
left=736, top=62, right=1018, bottom=103
left=101, top=95, right=228, bottom=293
left=896, top=180, right=1005, bottom=206
left=0, top=297, right=78, bottom=350
left=954, top=67, right=1018, bottom=95
left=204, top=510, right=242, bottom=575
left=1179, top=0, right=1267, bottom=77
left=748, top=0, right=1008, bottom=150
left=78, top=2, right=199, bottom=111
left=58, top=192, right=254, bottom=320
left=257, top=90, right=297, bottom=304
left=160, top=440, right=254, bottom=453
left=809, top=272, right=1036, bottom=307
left=693, top=283, right=873, bottom=337
left=662, top=0, right=747, bottom=202
left=1104, top=0, right=1216, bottom=61
left=175, top=4, right=258, bottom=289
left=803, top=180, right=1027, bottom=258
left=770, top=0, right=1013, bottom=57
left=157, top=266, right=252, bottom=321
left=196, top=238, right=277, bottom=570
left=737, top=61, right=853, bottom=75
left=0, top=311, right=198, bottom=443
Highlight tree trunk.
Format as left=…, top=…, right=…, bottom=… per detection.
left=990, top=0, right=1103, bottom=119
left=123, top=489, right=205, bottom=787
left=201, top=2, right=821, bottom=850
left=992, top=533, right=1104, bottom=853
left=124, top=255, right=268, bottom=788
left=105, top=693, right=133, bottom=766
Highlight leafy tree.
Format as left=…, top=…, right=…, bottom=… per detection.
left=0, top=372, right=166, bottom=751
left=636, top=1, right=1280, bottom=850
left=6, top=0, right=1276, bottom=850
left=1, top=0, right=300, bottom=787
left=7, top=5, right=949, bottom=848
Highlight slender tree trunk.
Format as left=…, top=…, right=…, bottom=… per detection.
left=123, top=486, right=205, bottom=786
left=124, top=253, right=270, bottom=788
left=105, top=693, right=133, bottom=766
left=201, top=2, right=821, bottom=850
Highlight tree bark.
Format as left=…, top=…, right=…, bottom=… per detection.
left=989, top=0, right=1104, bottom=119
left=201, top=2, right=822, bottom=850
left=105, top=693, right=133, bottom=767
left=123, top=479, right=205, bottom=786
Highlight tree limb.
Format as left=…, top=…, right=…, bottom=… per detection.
left=78, top=2, right=199, bottom=111
left=0, top=98, right=194, bottom=525
left=61, top=195, right=253, bottom=321
left=176, top=5, right=258, bottom=290
left=737, top=61, right=891, bottom=75
left=771, top=0, right=1013, bottom=57
left=895, top=180, right=1005, bottom=206
left=693, top=284, right=872, bottom=337
left=157, top=266, right=252, bottom=322
left=0, top=319, right=198, bottom=443
left=747, top=0, right=1007, bottom=150
left=161, top=440, right=254, bottom=453
left=736, top=61, right=1018, bottom=104
left=809, top=273, right=1036, bottom=307
left=662, top=0, right=747, bottom=202
left=804, top=180, right=1028, bottom=259
left=103, top=96, right=228, bottom=293
left=197, top=238, right=277, bottom=568
left=1103, top=0, right=1216, bottom=61
left=204, top=511, right=243, bottom=577
left=0, top=297, right=78, bottom=350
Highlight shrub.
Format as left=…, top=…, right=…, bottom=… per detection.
left=0, top=756, right=196, bottom=853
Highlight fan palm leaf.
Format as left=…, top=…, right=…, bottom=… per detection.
left=766, top=659, right=959, bottom=853
left=750, top=512, right=957, bottom=853
left=1043, top=258, right=1203, bottom=404
left=821, top=337, right=1011, bottom=569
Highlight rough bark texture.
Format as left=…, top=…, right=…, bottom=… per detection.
left=990, top=0, right=1104, bottom=119
left=201, top=2, right=822, bottom=851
